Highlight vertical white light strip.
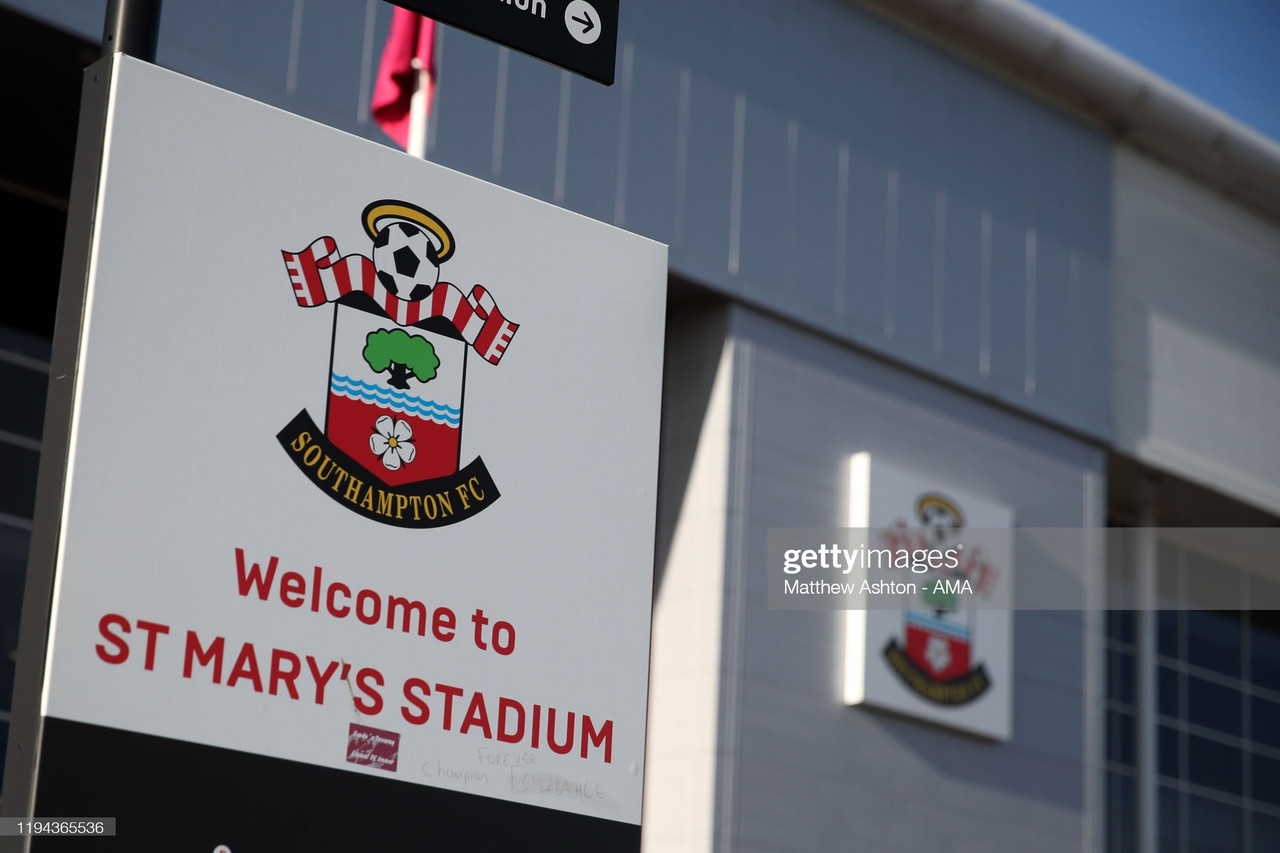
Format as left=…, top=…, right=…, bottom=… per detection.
left=727, top=93, right=746, bottom=276
left=672, top=67, right=692, bottom=249
left=933, top=189, right=947, bottom=355
left=835, top=142, right=850, bottom=316
left=1025, top=227, right=1037, bottom=395
left=286, top=0, right=305, bottom=96
left=843, top=453, right=871, bottom=705
left=979, top=208, right=992, bottom=378
left=554, top=71, right=571, bottom=204
left=885, top=167, right=898, bottom=337
left=427, top=22, right=442, bottom=155
left=356, top=0, right=377, bottom=125
left=491, top=48, right=509, bottom=177
left=785, top=119, right=799, bottom=292
left=614, top=42, right=634, bottom=226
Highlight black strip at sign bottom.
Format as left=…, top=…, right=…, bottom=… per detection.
left=32, top=718, right=640, bottom=851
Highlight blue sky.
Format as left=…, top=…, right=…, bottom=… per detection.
left=1031, top=0, right=1280, bottom=143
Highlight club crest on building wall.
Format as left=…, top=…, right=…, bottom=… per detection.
left=277, top=200, right=517, bottom=528
left=881, top=493, right=997, bottom=706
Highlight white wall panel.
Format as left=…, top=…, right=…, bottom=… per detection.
left=1113, top=147, right=1280, bottom=515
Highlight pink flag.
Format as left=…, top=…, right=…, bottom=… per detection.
left=371, top=9, right=436, bottom=149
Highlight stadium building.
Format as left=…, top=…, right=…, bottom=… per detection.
left=2, top=0, right=1279, bottom=849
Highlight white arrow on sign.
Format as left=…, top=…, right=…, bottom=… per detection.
left=564, top=0, right=602, bottom=45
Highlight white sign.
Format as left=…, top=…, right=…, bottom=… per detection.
left=38, top=56, right=664, bottom=832
left=843, top=453, right=1014, bottom=740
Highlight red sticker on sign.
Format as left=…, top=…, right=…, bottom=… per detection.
left=346, top=723, right=400, bottom=772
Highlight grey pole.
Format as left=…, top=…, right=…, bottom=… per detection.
left=102, top=0, right=162, bottom=61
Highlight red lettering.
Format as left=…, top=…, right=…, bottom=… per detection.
left=235, top=549, right=278, bottom=599
left=280, top=572, right=306, bottom=608
left=270, top=649, right=301, bottom=699
left=306, top=656, right=339, bottom=704
left=460, top=691, right=493, bottom=739
left=387, top=595, right=427, bottom=635
left=435, top=683, right=464, bottom=730
left=492, top=620, right=515, bottom=655
left=581, top=715, right=613, bottom=763
left=354, top=667, right=384, bottom=715
left=433, top=607, right=456, bottom=642
left=135, top=619, right=170, bottom=671
left=356, top=589, right=381, bottom=625
left=471, top=608, right=489, bottom=650
left=227, top=642, right=264, bottom=692
left=401, top=678, right=431, bottom=725
left=310, top=565, right=322, bottom=612
left=95, top=614, right=130, bottom=664
left=183, top=631, right=225, bottom=681
left=546, top=708, right=575, bottom=755
left=327, top=582, right=351, bottom=617
left=497, top=697, right=525, bottom=743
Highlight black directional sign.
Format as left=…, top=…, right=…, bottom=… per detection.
left=392, top=0, right=619, bottom=85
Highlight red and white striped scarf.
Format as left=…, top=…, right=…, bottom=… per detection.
left=283, top=236, right=517, bottom=365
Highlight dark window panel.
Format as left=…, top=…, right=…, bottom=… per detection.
left=1159, top=665, right=1180, bottom=717
left=1253, top=811, right=1280, bottom=853
left=1108, top=709, right=1136, bottom=767
left=1187, top=795, right=1242, bottom=853
left=0, top=360, right=49, bottom=439
left=1159, top=609, right=1180, bottom=660
left=1158, top=785, right=1180, bottom=853
left=1109, top=647, right=1136, bottom=706
left=1252, top=754, right=1280, bottom=807
left=1250, top=696, right=1280, bottom=750
left=1107, top=771, right=1136, bottom=853
left=0, top=7, right=93, bottom=199
left=1108, top=609, right=1135, bottom=645
left=1250, top=611, right=1280, bottom=693
left=0, top=443, right=39, bottom=519
left=1187, top=676, right=1242, bottom=736
left=1187, top=610, right=1242, bottom=677
left=0, top=525, right=28, bottom=713
left=1187, top=735, right=1243, bottom=796
left=0, top=193, right=66, bottom=339
left=1159, top=725, right=1180, bottom=778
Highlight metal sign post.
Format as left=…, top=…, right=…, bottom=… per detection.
left=101, top=0, right=162, bottom=60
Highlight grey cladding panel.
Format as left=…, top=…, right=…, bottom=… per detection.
left=292, top=0, right=368, bottom=113
left=622, top=50, right=684, bottom=244
left=736, top=101, right=792, bottom=287
left=432, top=27, right=502, bottom=180
left=495, top=49, right=562, bottom=201
left=560, top=66, right=622, bottom=224
left=41, top=0, right=1114, bottom=438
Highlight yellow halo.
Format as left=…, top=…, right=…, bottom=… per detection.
left=916, top=493, right=965, bottom=529
left=362, top=200, right=455, bottom=264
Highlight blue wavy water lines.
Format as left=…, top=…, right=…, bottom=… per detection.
left=330, top=374, right=461, bottom=425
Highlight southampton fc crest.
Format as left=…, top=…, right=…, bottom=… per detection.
left=882, top=493, right=993, bottom=706
left=276, top=200, right=518, bottom=527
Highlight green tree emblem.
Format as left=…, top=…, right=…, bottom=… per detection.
left=362, top=329, right=440, bottom=391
